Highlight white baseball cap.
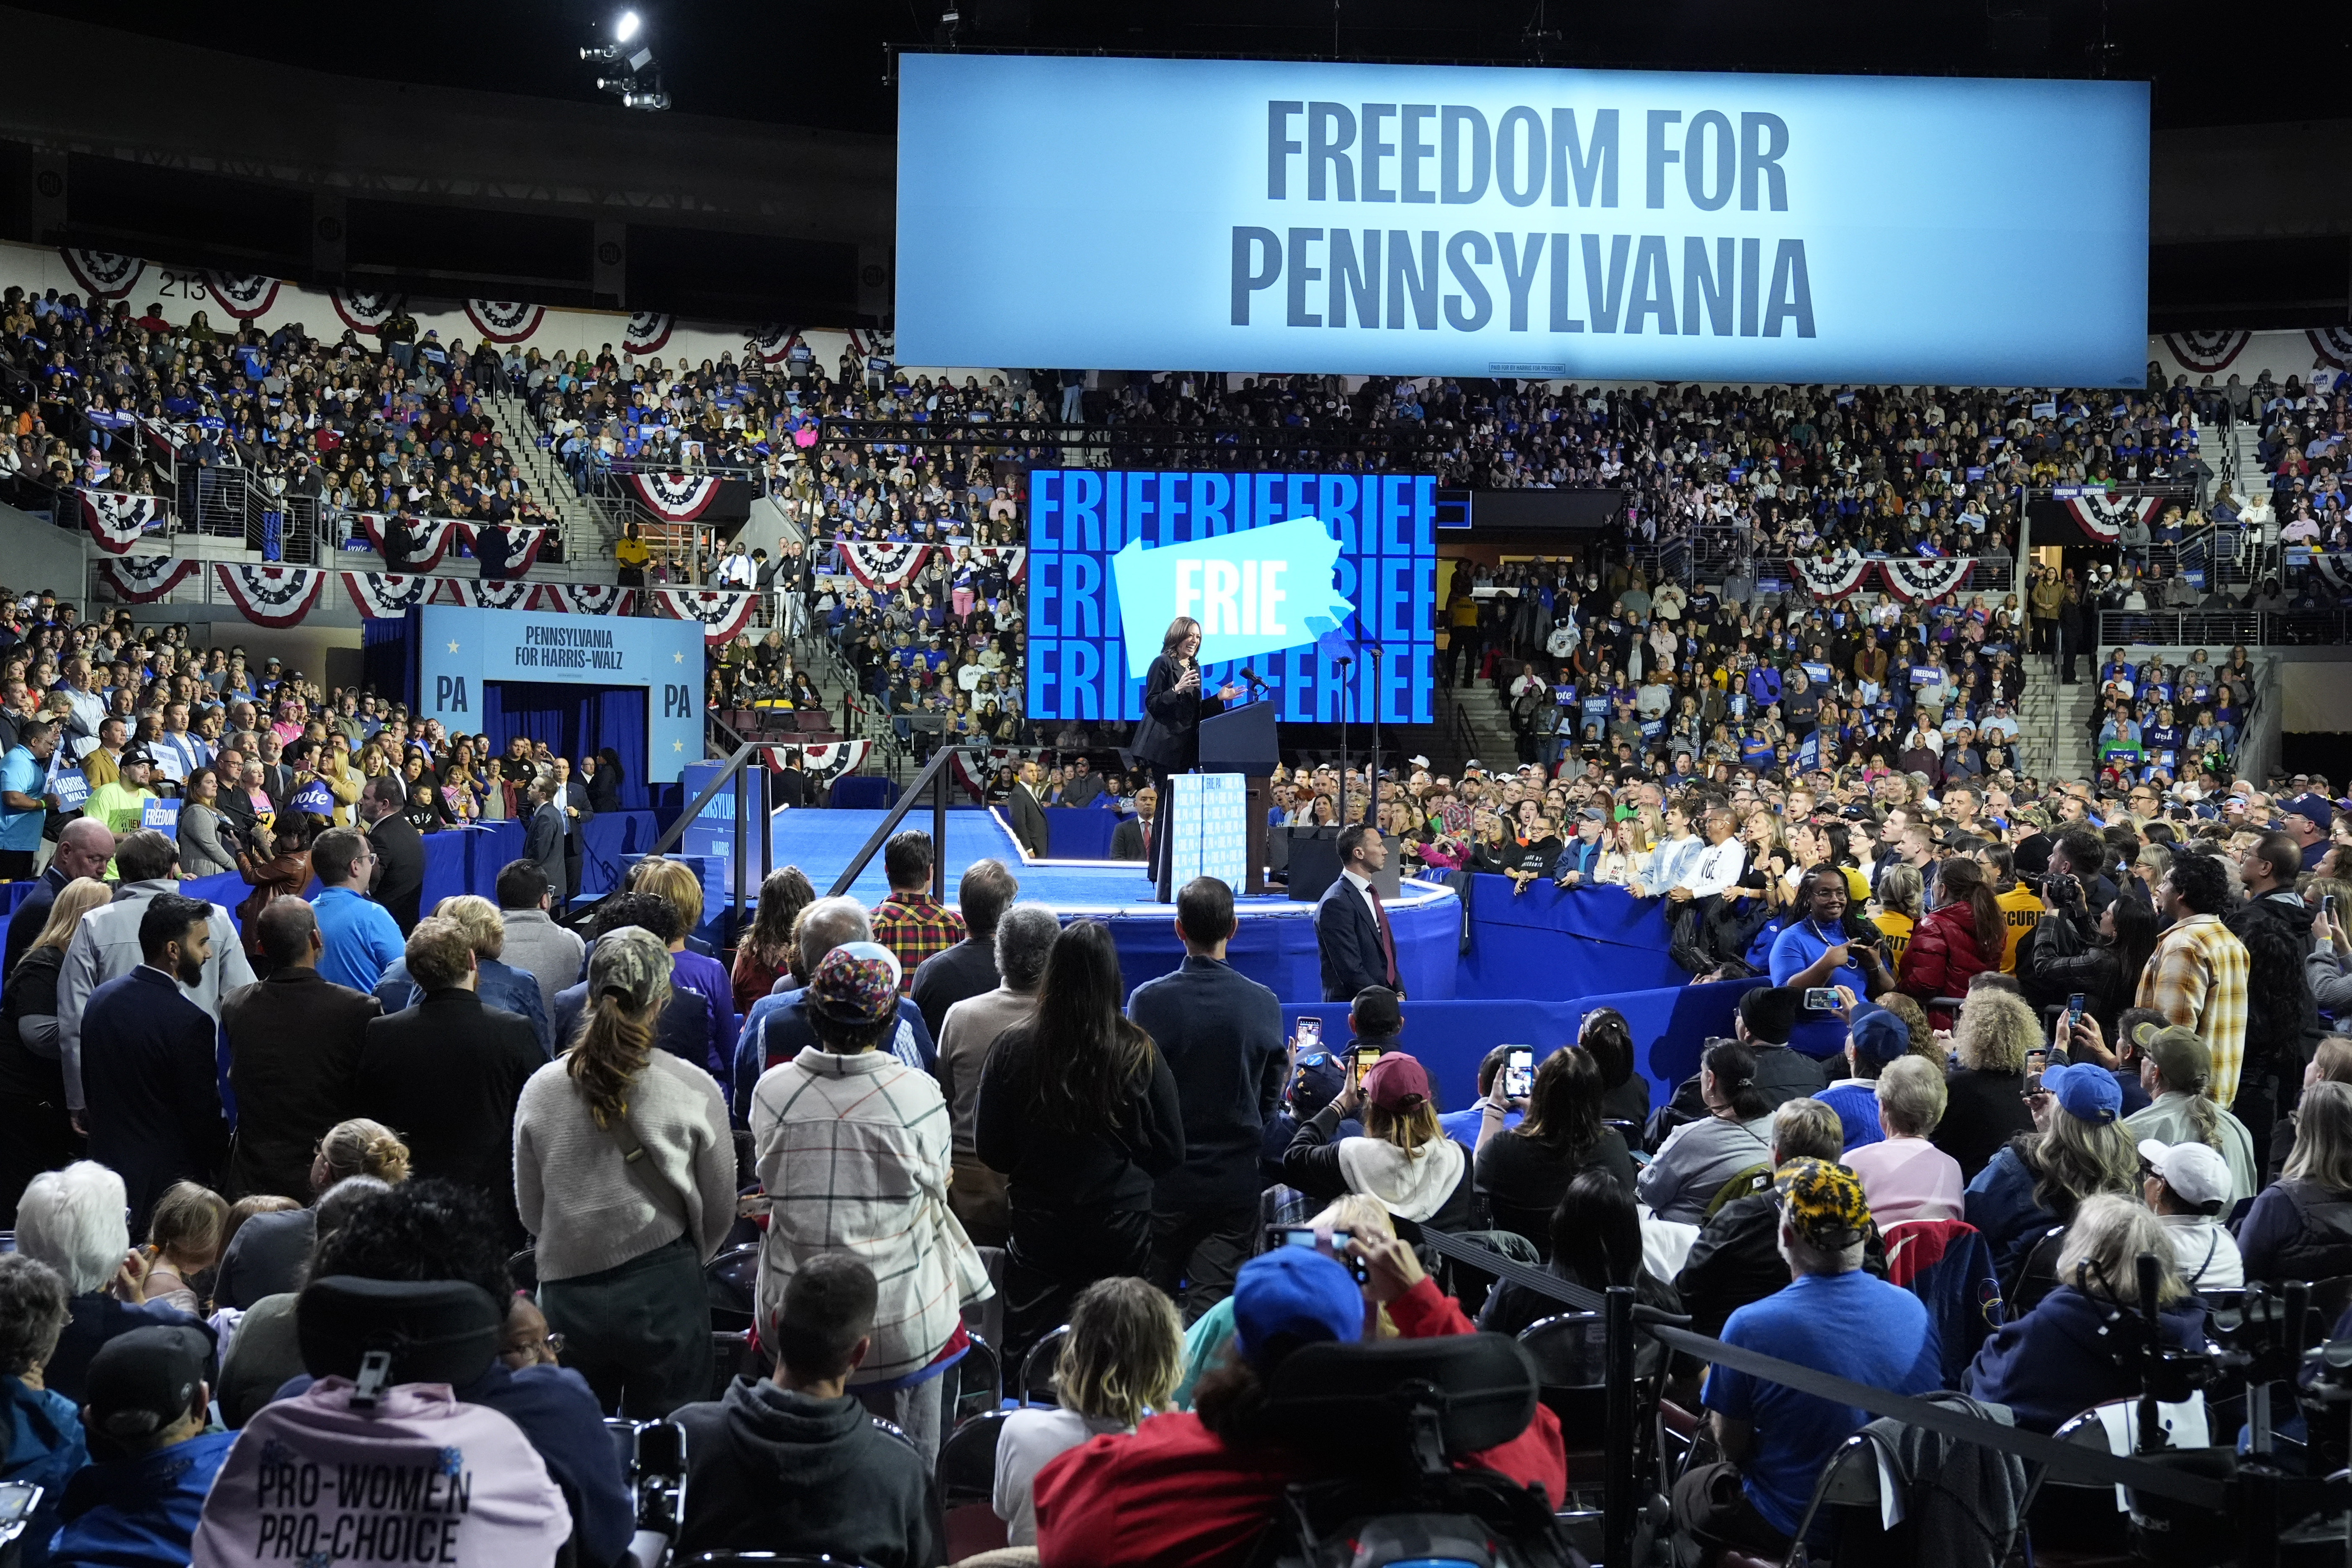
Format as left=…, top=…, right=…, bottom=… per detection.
left=2137, top=1138, right=2231, bottom=1210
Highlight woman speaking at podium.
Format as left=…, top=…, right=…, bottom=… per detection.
left=1132, top=615, right=1238, bottom=890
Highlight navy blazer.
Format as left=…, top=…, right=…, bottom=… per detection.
left=82, top=966, right=228, bottom=1231
left=1314, top=874, right=1392, bottom=1002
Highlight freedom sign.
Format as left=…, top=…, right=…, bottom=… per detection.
left=897, top=54, right=2147, bottom=386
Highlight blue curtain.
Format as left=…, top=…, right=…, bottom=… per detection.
left=480, top=682, right=651, bottom=809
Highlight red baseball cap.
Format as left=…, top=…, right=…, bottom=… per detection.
left=1362, top=1051, right=1431, bottom=1112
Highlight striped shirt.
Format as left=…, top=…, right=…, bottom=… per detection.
left=2135, top=913, right=2250, bottom=1109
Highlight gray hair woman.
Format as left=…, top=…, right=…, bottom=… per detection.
left=14, top=1161, right=207, bottom=1402
left=1846, top=1056, right=1966, bottom=1227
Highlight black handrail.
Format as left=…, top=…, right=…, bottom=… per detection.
left=825, top=743, right=970, bottom=900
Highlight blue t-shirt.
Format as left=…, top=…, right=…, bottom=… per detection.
left=1704, top=1270, right=1940, bottom=1535
left=309, top=884, right=406, bottom=994
left=1767, top=918, right=1866, bottom=997
left=0, top=745, right=46, bottom=851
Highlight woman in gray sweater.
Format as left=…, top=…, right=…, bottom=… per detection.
left=515, top=924, right=736, bottom=1416
left=1636, top=1039, right=1776, bottom=1225
left=175, top=766, right=241, bottom=878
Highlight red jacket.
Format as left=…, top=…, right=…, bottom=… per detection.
left=1032, top=1277, right=1565, bottom=1568
left=1896, top=900, right=1995, bottom=1024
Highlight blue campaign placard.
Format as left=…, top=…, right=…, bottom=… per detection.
left=415, top=606, right=704, bottom=783
left=141, top=797, right=180, bottom=838
left=898, top=55, right=2147, bottom=386
left=1027, top=469, right=1436, bottom=725
left=49, top=768, right=87, bottom=810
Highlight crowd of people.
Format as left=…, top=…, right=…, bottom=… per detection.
left=0, top=289, right=570, bottom=560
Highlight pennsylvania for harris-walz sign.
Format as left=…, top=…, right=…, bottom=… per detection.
left=896, top=55, right=2147, bottom=388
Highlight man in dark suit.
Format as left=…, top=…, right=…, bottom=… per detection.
left=1126, top=875, right=1285, bottom=1322
left=221, top=899, right=382, bottom=1201
left=1007, top=760, right=1048, bottom=859
left=354, top=914, right=544, bottom=1245
left=1315, top=823, right=1402, bottom=1002
left=552, top=756, right=594, bottom=902
left=4, top=817, right=113, bottom=979
left=358, top=775, right=425, bottom=934
left=523, top=776, right=568, bottom=907
left=80, top=894, right=229, bottom=1231
left=1109, top=786, right=1157, bottom=863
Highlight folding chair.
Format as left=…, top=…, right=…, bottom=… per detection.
left=1019, top=1325, right=1069, bottom=1407
left=937, top=1409, right=1012, bottom=1562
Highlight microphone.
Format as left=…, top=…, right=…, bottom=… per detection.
left=1238, top=666, right=1267, bottom=690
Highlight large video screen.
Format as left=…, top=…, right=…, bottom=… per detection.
left=898, top=55, right=2147, bottom=387
left=1027, top=470, right=1436, bottom=727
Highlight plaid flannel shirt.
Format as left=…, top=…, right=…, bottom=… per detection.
left=749, top=1045, right=990, bottom=1385
left=2135, top=912, right=2250, bottom=1109
left=870, top=892, right=966, bottom=993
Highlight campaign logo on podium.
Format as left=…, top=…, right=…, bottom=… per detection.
left=1169, top=773, right=1248, bottom=890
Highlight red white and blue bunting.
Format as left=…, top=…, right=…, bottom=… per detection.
left=355, top=513, right=457, bottom=572
left=332, top=288, right=406, bottom=337
left=342, top=573, right=440, bottom=619
left=965, top=545, right=1029, bottom=582
left=1878, top=557, right=1976, bottom=603
left=1786, top=550, right=1870, bottom=601
left=536, top=583, right=636, bottom=617
left=464, top=300, right=544, bottom=343
left=79, top=491, right=167, bottom=555
left=837, top=540, right=932, bottom=592
left=628, top=471, right=722, bottom=523
left=2162, top=331, right=2250, bottom=376
left=654, top=588, right=762, bottom=645
left=2310, top=327, right=2352, bottom=373
left=793, top=741, right=871, bottom=783
left=98, top=554, right=198, bottom=603
left=623, top=312, right=674, bottom=355
left=436, top=579, right=538, bottom=611
left=60, top=249, right=145, bottom=301
left=2053, top=487, right=2163, bottom=544
left=213, top=564, right=327, bottom=628
left=205, top=272, right=282, bottom=320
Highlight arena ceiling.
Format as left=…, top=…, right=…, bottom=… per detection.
left=14, top=0, right=2336, bottom=136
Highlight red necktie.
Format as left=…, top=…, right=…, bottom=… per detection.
left=1142, top=821, right=1153, bottom=861
left=1370, top=887, right=1400, bottom=989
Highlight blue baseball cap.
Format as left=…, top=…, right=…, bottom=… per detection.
left=1230, top=1248, right=1363, bottom=1365
left=2040, top=1061, right=2122, bottom=1125
left=1849, top=1007, right=1910, bottom=1067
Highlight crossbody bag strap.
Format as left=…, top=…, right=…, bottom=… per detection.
left=594, top=1100, right=695, bottom=1236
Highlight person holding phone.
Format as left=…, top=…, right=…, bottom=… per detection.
left=1473, top=1046, right=1637, bottom=1253
left=1767, top=867, right=1896, bottom=1004
left=1280, top=1051, right=1472, bottom=1231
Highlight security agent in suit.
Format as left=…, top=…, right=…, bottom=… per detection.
left=1109, top=785, right=1157, bottom=862
left=1315, top=822, right=1403, bottom=1002
left=551, top=756, right=595, bottom=901
left=1129, top=616, right=1235, bottom=897
left=358, top=775, right=425, bottom=934
left=1008, top=760, right=1049, bottom=859
left=522, top=775, right=569, bottom=905
left=80, top=892, right=230, bottom=1231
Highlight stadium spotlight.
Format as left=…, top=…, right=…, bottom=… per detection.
left=622, top=86, right=672, bottom=111
left=615, top=10, right=642, bottom=42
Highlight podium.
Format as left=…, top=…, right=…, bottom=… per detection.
left=1198, top=701, right=1279, bottom=897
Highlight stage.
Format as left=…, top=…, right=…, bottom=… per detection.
left=762, top=805, right=1461, bottom=1005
